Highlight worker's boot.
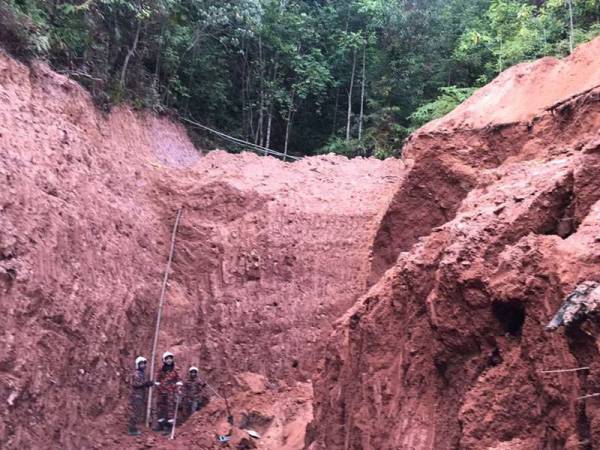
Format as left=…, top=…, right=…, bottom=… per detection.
left=162, top=422, right=172, bottom=435
left=128, top=426, right=141, bottom=436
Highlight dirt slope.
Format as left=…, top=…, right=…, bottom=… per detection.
left=2, top=34, right=600, bottom=450
left=309, top=38, right=600, bottom=449
left=0, top=50, right=402, bottom=448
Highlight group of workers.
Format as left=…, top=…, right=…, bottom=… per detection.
left=128, top=351, right=209, bottom=436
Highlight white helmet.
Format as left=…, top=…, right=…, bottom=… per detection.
left=135, top=356, right=147, bottom=368
left=162, top=351, right=174, bottom=362
left=189, top=366, right=199, bottom=373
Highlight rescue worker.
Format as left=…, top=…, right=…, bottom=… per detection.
left=128, top=356, right=153, bottom=436
left=154, top=351, right=182, bottom=434
left=182, top=366, right=208, bottom=421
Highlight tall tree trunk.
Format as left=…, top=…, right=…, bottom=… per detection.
left=498, top=39, right=504, bottom=73
left=255, top=36, right=264, bottom=146
left=244, top=41, right=255, bottom=142
left=240, top=45, right=248, bottom=139
left=256, top=93, right=264, bottom=146
left=265, top=107, right=273, bottom=154
left=265, top=63, right=278, bottom=152
left=182, top=42, right=199, bottom=111
left=153, top=14, right=165, bottom=91
left=284, top=109, right=292, bottom=161
left=247, top=68, right=254, bottom=141
left=567, top=0, right=574, bottom=53
left=120, top=19, right=142, bottom=88
left=331, top=86, right=340, bottom=137
left=345, top=47, right=357, bottom=142
left=358, top=44, right=366, bottom=141
left=284, top=90, right=295, bottom=160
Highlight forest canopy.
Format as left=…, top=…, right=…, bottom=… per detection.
left=2, top=0, right=599, bottom=158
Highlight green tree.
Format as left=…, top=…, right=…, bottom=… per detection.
left=2, top=0, right=598, bottom=158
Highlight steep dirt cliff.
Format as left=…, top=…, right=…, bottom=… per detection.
left=2, top=34, right=600, bottom=450
left=0, top=51, right=402, bottom=449
left=309, top=38, right=600, bottom=450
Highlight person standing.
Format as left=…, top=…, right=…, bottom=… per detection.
left=182, top=366, right=208, bottom=421
left=154, top=351, right=182, bottom=434
left=128, top=356, right=153, bottom=436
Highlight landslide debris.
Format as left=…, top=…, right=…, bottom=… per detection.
left=547, top=281, right=600, bottom=331
left=309, top=37, right=600, bottom=450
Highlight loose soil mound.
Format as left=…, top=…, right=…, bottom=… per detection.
left=309, top=38, right=600, bottom=450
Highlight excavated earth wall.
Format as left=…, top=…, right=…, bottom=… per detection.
left=309, top=38, right=600, bottom=450
left=0, top=50, right=402, bottom=448
left=2, top=35, right=600, bottom=450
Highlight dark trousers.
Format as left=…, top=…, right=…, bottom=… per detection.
left=128, top=395, right=145, bottom=429
left=157, top=391, right=176, bottom=422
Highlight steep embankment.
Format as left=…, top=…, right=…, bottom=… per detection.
left=309, top=38, right=600, bottom=449
left=0, top=51, right=402, bottom=448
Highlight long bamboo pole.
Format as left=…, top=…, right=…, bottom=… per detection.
left=145, top=207, right=183, bottom=427
left=540, top=367, right=589, bottom=374
left=169, top=392, right=181, bottom=440
left=578, top=393, right=600, bottom=400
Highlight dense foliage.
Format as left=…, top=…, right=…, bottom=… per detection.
left=2, top=0, right=599, bottom=158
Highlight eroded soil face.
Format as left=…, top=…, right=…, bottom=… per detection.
left=2, top=36, right=600, bottom=450
left=0, top=51, right=401, bottom=448
left=309, top=38, right=600, bottom=450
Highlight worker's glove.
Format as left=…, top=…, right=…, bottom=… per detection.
left=176, top=381, right=184, bottom=387
left=154, top=382, right=161, bottom=386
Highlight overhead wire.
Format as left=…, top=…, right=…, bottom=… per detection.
left=179, top=115, right=302, bottom=161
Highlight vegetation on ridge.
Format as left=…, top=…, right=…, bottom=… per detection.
left=1, top=0, right=599, bottom=158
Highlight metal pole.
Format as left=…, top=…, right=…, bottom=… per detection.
left=169, top=392, right=182, bottom=440
left=145, top=207, right=183, bottom=427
